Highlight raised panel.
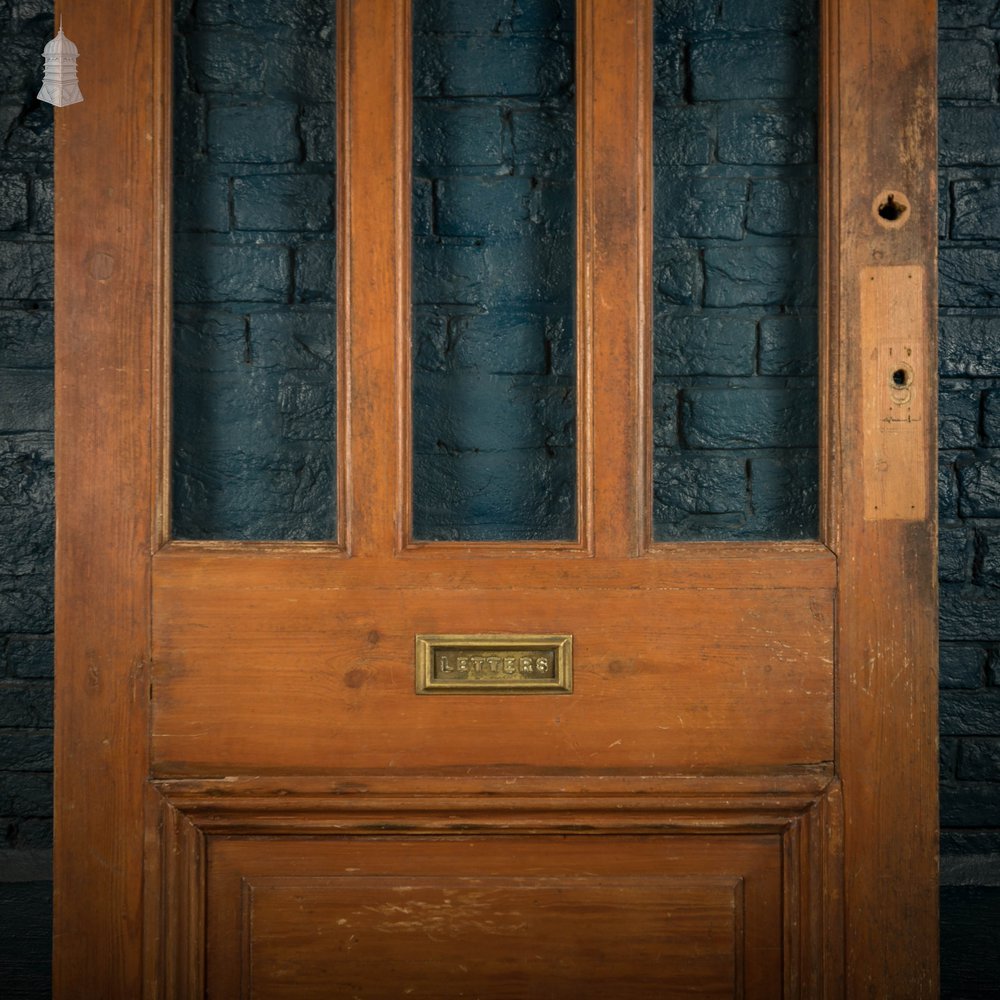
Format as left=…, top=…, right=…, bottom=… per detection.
left=244, top=875, right=741, bottom=999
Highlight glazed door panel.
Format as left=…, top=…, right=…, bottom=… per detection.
left=53, top=0, right=939, bottom=997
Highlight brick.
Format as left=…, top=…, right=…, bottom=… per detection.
left=653, top=314, right=756, bottom=376
left=941, top=689, right=1000, bottom=736
left=981, top=529, right=1000, bottom=587
left=952, top=179, right=1000, bottom=240
left=174, top=90, right=206, bottom=161
left=278, top=373, right=335, bottom=441
left=435, top=176, right=533, bottom=238
left=246, top=308, right=336, bottom=372
left=263, top=38, right=335, bottom=103
left=0, top=370, right=52, bottom=433
left=173, top=446, right=336, bottom=541
left=655, top=177, right=748, bottom=241
left=207, top=102, right=299, bottom=163
left=173, top=239, right=291, bottom=303
left=691, top=37, right=815, bottom=102
left=940, top=454, right=960, bottom=518
left=747, top=177, right=817, bottom=237
left=940, top=584, right=1000, bottom=642
left=938, top=37, right=996, bottom=101
left=704, top=244, right=816, bottom=308
left=0, top=99, right=52, bottom=163
left=0, top=576, right=52, bottom=635
left=721, top=0, right=816, bottom=31
left=939, top=525, right=973, bottom=584
left=941, top=783, right=1000, bottom=827
left=420, top=35, right=569, bottom=99
left=0, top=175, right=28, bottom=231
left=413, top=179, right=434, bottom=238
left=4, top=637, right=53, bottom=680
left=653, top=453, right=748, bottom=538
left=939, top=644, right=986, bottom=689
left=294, top=240, right=337, bottom=304
left=681, top=386, right=816, bottom=449
left=652, top=107, right=715, bottom=167
left=174, top=173, right=230, bottom=233
left=301, top=103, right=336, bottom=164
left=197, top=0, right=335, bottom=31
left=958, top=454, right=1000, bottom=517
left=0, top=681, right=52, bottom=729
left=233, top=174, right=334, bottom=232
left=414, top=373, right=569, bottom=453
left=412, top=449, right=575, bottom=542
left=938, top=0, right=998, bottom=28
left=0, top=242, right=52, bottom=301
left=939, top=248, right=1000, bottom=308
left=508, top=107, right=576, bottom=179
left=652, top=380, right=679, bottom=448
left=0, top=771, right=51, bottom=818
left=939, top=383, right=982, bottom=449
left=654, top=0, right=721, bottom=33
left=959, top=740, right=1000, bottom=780
left=940, top=106, right=1000, bottom=165
left=0, top=435, right=53, bottom=578
left=415, top=104, right=504, bottom=171
left=30, top=176, right=53, bottom=236
left=414, top=0, right=516, bottom=34
left=189, top=29, right=265, bottom=93
left=0, top=731, right=52, bottom=771
left=717, top=108, right=815, bottom=166
left=748, top=453, right=819, bottom=538
left=939, top=173, right=950, bottom=239
left=758, top=313, right=818, bottom=375
left=0, top=309, right=54, bottom=368
left=418, top=310, right=549, bottom=375
left=940, top=738, right=958, bottom=780
left=939, top=314, right=1000, bottom=375
left=653, top=243, right=703, bottom=307
left=652, top=43, right=683, bottom=105
left=983, top=389, right=1000, bottom=445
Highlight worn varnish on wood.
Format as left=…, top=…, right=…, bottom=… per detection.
left=54, top=0, right=938, bottom=996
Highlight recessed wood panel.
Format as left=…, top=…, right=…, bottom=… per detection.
left=204, top=834, right=784, bottom=999
left=152, top=567, right=834, bottom=774
left=244, top=875, right=740, bottom=999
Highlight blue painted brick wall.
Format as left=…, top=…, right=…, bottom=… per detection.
left=411, top=0, right=577, bottom=540
left=171, top=0, right=337, bottom=540
left=652, top=0, right=819, bottom=540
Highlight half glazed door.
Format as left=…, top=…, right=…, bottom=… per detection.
left=54, top=0, right=938, bottom=997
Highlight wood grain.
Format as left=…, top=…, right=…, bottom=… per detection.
left=823, top=0, right=939, bottom=993
left=53, top=0, right=161, bottom=995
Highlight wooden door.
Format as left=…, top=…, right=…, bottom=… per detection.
left=53, top=0, right=938, bottom=996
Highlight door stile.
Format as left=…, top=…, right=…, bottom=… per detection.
left=343, top=0, right=408, bottom=557
left=584, top=0, right=648, bottom=558
left=53, top=0, right=160, bottom=994
left=825, top=0, right=939, bottom=994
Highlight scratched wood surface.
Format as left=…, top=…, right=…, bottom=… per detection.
left=53, top=0, right=937, bottom=994
left=208, top=835, right=782, bottom=999
left=52, top=0, right=160, bottom=995
left=822, top=0, right=939, bottom=993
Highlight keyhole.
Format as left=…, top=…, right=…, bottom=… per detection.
left=873, top=190, right=911, bottom=228
left=892, top=367, right=909, bottom=387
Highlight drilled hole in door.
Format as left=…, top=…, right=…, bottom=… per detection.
left=874, top=190, right=910, bottom=228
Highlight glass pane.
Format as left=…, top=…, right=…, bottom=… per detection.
left=171, top=0, right=337, bottom=540
left=652, top=0, right=819, bottom=540
left=411, top=0, right=577, bottom=542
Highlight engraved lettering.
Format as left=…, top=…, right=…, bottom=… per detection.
left=470, top=656, right=485, bottom=674
left=536, top=657, right=549, bottom=674
left=504, top=656, right=517, bottom=674
left=438, top=654, right=453, bottom=674
left=456, top=656, right=469, bottom=673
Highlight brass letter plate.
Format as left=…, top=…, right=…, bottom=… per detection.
left=415, top=634, right=573, bottom=694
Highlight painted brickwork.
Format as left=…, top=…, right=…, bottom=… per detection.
left=652, top=0, right=819, bottom=539
left=0, top=0, right=999, bottom=995
left=171, top=0, right=337, bottom=539
left=412, top=0, right=577, bottom=540
left=938, top=0, right=1000, bottom=868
